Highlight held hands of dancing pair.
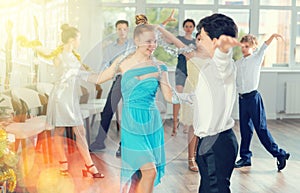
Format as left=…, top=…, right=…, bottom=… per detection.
left=172, top=88, right=195, bottom=105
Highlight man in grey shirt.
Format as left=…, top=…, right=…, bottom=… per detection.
left=89, top=20, right=134, bottom=156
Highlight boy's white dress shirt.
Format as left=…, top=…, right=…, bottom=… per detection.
left=236, top=43, right=268, bottom=94
left=192, top=48, right=237, bottom=138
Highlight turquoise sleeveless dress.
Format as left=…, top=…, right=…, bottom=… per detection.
left=120, top=64, right=168, bottom=192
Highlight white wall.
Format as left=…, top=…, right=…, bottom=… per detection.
left=231, top=70, right=300, bottom=120
left=231, top=71, right=280, bottom=120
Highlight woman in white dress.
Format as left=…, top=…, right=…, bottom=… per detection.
left=45, top=24, right=104, bottom=178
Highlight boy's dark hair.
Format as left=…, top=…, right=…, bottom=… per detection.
left=196, top=13, right=238, bottom=39
left=183, top=19, right=195, bottom=28
left=115, top=20, right=129, bottom=28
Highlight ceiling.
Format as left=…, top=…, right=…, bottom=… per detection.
left=0, top=0, right=53, bottom=8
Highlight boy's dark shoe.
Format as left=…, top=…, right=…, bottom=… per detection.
left=277, top=153, right=290, bottom=171
left=234, top=159, right=251, bottom=168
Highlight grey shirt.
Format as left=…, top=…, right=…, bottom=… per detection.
left=102, top=38, right=135, bottom=70
left=177, top=36, right=196, bottom=47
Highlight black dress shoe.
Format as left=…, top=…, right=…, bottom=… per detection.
left=116, top=146, right=121, bottom=157
left=234, top=159, right=251, bottom=168
left=277, top=153, right=290, bottom=171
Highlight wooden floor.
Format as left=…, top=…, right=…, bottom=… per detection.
left=15, top=118, right=300, bottom=193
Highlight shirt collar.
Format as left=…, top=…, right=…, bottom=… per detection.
left=113, top=38, right=129, bottom=46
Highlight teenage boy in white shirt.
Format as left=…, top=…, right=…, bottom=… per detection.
left=234, top=34, right=290, bottom=171
left=156, top=13, right=241, bottom=193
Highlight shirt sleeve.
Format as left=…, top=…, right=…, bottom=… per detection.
left=254, top=43, right=268, bottom=66
left=213, top=48, right=235, bottom=79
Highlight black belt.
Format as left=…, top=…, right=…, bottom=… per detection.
left=239, top=90, right=257, bottom=99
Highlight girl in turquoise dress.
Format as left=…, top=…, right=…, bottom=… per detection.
left=84, top=24, right=192, bottom=193
left=120, top=60, right=168, bottom=192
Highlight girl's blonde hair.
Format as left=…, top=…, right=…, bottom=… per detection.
left=133, top=24, right=155, bottom=39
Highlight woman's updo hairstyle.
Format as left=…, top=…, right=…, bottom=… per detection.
left=135, top=14, right=149, bottom=25
left=60, top=24, right=79, bottom=44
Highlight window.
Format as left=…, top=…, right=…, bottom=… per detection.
left=146, top=8, right=179, bottom=66
left=44, top=1, right=68, bottom=48
left=184, top=10, right=213, bottom=30
left=102, top=0, right=136, bottom=3
left=99, top=0, right=299, bottom=69
left=219, top=0, right=249, bottom=5
left=218, top=9, right=249, bottom=34
left=259, top=10, right=290, bottom=67
left=101, top=7, right=136, bottom=38
left=0, top=0, right=68, bottom=89
left=296, top=12, right=300, bottom=65
left=260, top=0, right=291, bottom=6
left=146, top=8, right=178, bottom=31
left=219, top=9, right=249, bottom=60
left=184, top=0, right=213, bottom=4
left=146, top=0, right=179, bottom=3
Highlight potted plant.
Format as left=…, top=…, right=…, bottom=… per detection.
left=0, top=128, right=18, bottom=192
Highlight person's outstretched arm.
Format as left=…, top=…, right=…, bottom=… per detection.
left=213, top=35, right=241, bottom=76
left=156, top=25, right=187, bottom=50
left=214, top=35, right=241, bottom=54
left=160, top=9, right=176, bottom=26
left=159, top=67, right=194, bottom=104
left=80, top=55, right=122, bottom=84
left=265, top=33, right=283, bottom=46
